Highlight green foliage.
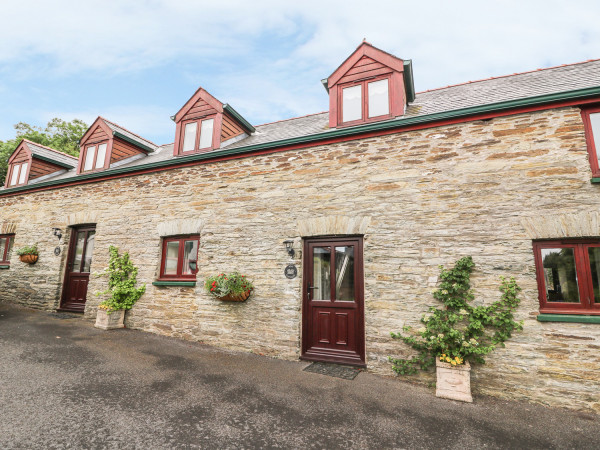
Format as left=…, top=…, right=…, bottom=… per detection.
left=389, top=256, right=523, bottom=375
left=96, top=246, right=146, bottom=313
left=0, top=118, right=88, bottom=185
left=15, top=244, right=38, bottom=256
left=205, top=272, right=254, bottom=298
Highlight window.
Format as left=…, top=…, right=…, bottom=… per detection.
left=82, top=143, right=108, bottom=172
left=0, top=235, right=14, bottom=265
left=180, top=117, right=215, bottom=153
left=8, top=162, right=29, bottom=186
left=533, top=240, right=600, bottom=315
left=340, top=77, right=390, bottom=125
left=159, top=236, right=199, bottom=280
left=582, top=106, right=600, bottom=177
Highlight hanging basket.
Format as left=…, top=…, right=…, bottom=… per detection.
left=19, top=254, right=38, bottom=264
left=217, top=290, right=251, bottom=302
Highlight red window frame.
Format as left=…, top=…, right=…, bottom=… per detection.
left=158, top=235, right=200, bottom=280
left=7, top=162, right=30, bottom=187
left=179, top=116, right=217, bottom=154
left=581, top=105, right=600, bottom=178
left=533, top=239, right=600, bottom=315
left=81, top=142, right=108, bottom=173
left=337, top=75, right=392, bottom=127
left=0, top=234, right=14, bottom=264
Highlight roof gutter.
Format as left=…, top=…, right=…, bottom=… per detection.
left=3, top=85, right=600, bottom=197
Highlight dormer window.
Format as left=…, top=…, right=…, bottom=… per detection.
left=324, top=41, right=415, bottom=129
left=341, top=77, right=390, bottom=124
left=181, top=117, right=215, bottom=153
left=9, top=162, right=28, bottom=186
left=173, top=87, right=254, bottom=157
left=82, top=143, right=108, bottom=172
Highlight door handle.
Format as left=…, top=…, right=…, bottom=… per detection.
left=307, top=285, right=318, bottom=297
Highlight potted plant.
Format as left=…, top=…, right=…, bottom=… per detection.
left=95, top=245, right=146, bottom=330
left=205, top=272, right=254, bottom=302
left=389, top=256, right=522, bottom=403
left=17, top=244, right=39, bottom=264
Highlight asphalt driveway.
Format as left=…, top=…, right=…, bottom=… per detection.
left=1, top=302, right=599, bottom=449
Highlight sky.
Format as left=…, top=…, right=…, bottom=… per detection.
left=1, top=0, right=599, bottom=146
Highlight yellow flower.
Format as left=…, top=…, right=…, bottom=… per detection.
left=445, top=357, right=451, bottom=362
left=451, top=361, right=457, bottom=366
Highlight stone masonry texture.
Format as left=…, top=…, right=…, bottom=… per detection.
left=1, top=106, right=599, bottom=413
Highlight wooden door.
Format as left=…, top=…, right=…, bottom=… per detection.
left=59, top=226, right=96, bottom=312
left=302, top=237, right=365, bottom=367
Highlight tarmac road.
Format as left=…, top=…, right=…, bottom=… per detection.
left=1, top=302, right=598, bottom=449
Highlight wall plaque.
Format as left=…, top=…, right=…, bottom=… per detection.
left=54, top=247, right=61, bottom=256
left=284, top=264, right=297, bottom=279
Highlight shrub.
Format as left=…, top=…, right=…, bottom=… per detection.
left=96, top=246, right=146, bottom=313
left=389, top=256, right=523, bottom=375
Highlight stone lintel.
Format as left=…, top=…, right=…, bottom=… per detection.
left=157, top=219, right=205, bottom=237
left=520, top=212, right=600, bottom=239
left=297, top=215, right=371, bottom=237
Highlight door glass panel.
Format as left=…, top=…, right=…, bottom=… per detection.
left=182, top=122, right=197, bottom=152
left=312, top=247, right=331, bottom=300
left=541, top=247, right=580, bottom=303
left=588, top=247, right=600, bottom=303
left=0, top=238, right=6, bottom=261
left=81, top=231, right=95, bottom=273
left=342, top=85, right=362, bottom=122
left=335, top=246, right=355, bottom=301
left=71, top=231, right=86, bottom=272
left=18, top=163, right=28, bottom=184
left=95, top=143, right=107, bottom=169
left=368, top=79, right=389, bottom=118
left=199, top=118, right=214, bottom=149
left=182, top=240, right=198, bottom=275
left=164, top=241, right=180, bottom=275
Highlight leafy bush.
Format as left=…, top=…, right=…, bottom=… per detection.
left=16, top=244, right=38, bottom=256
left=205, top=272, right=254, bottom=298
left=96, top=246, right=146, bottom=313
left=389, top=256, right=523, bottom=375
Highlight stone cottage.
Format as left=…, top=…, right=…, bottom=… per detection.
left=1, top=42, right=600, bottom=412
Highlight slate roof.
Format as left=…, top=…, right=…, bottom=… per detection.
left=24, top=140, right=78, bottom=168
left=6, top=58, right=600, bottom=189
left=101, top=117, right=159, bottom=151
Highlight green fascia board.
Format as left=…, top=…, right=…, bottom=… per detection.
left=3, top=85, right=600, bottom=197
left=0, top=265, right=10, bottom=269
left=537, top=313, right=600, bottom=324
left=32, top=154, right=76, bottom=169
left=403, top=60, right=415, bottom=103
left=152, top=280, right=197, bottom=287
left=223, top=104, right=256, bottom=133
left=112, top=131, right=155, bottom=153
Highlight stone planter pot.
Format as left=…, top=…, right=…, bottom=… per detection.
left=217, top=290, right=251, bottom=302
left=19, top=254, right=38, bottom=264
left=436, top=359, right=473, bottom=403
left=95, top=309, right=125, bottom=330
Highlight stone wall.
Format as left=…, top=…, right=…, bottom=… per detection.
left=1, top=106, right=599, bottom=413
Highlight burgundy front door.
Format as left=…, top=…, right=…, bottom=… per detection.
left=60, top=226, right=96, bottom=312
left=302, top=237, right=365, bottom=367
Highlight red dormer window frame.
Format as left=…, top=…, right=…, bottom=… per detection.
left=581, top=104, right=600, bottom=178
left=6, top=161, right=31, bottom=187
left=337, top=74, right=393, bottom=127
left=80, top=142, right=109, bottom=173
left=178, top=115, right=219, bottom=155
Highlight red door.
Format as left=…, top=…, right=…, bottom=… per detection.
left=302, top=237, right=365, bottom=367
left=60, top=226, right=96, bottom=312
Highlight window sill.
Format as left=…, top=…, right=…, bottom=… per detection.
left=0, top=264, right=10, bottom=269
left=537, top=314, right=600, bottom=324
left=590, top=178, right=600, bottom=184
left=152, top=280, right=196, bottom=287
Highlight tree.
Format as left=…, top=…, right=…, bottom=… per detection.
left=0, top=118, right=88, bottom=185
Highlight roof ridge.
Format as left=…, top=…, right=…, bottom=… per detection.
left=417, top=58, right=600, bottom=94
left=256, top=111, right=328, bottom=128
left=99, top=116, right=158, bottom=147
left=22, top=139, right=78, bottom=160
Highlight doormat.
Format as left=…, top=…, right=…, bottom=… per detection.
left=303, top=362, right=361, bottom=380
